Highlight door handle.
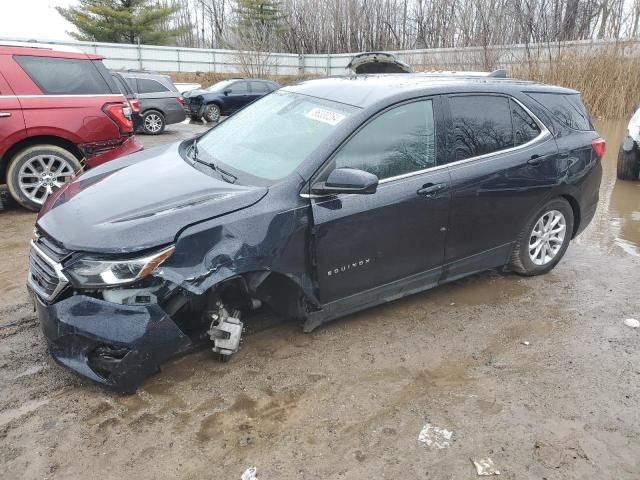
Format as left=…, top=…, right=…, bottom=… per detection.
left=417, top=183, right=447, bottom=197
left=527, top=154, right=543, bottom=166
left=0, top=112, right=11, bottom=118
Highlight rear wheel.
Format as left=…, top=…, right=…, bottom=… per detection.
left=617, top=145, right=640, bottom=180
left=6, top=144, right=82, bottom=211
left=509, top=198, right=574, bottom=276
left=142, top=110, right=166, bottom=135
left=203, top=104, right=221, bottom=123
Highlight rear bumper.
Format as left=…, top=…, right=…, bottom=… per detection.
left=34, top=293, right=191, bottom=393
left=83, top=136, right=144, bottom=169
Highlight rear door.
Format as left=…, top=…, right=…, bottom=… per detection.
left=311, top=98, right=451, bottom=304
left=0, top=67, right=26, bottom=159
left=442, top=94, right=559, bottom=280
left=135, top=76, right=184, bottom=123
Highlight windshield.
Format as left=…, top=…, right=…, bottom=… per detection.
left=207, top=80, right=234, bottom=92
left=195, top=90, right=359, bottom=183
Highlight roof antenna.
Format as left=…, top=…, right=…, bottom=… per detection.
left=488, top=69, right=508, bottom=78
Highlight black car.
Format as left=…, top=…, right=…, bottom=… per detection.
left=29, top=74, right=604, bottom=392
left=183, top=78, right=279, bottom=122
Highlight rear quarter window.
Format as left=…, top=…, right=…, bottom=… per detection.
left=137, top=78, right=170, bottom=94
left=527, top=92, right=592, bottom=131
left=14, top=56, right=114, bottom=95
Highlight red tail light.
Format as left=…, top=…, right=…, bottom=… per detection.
left=103, top=102, right=133, bottom=135
left=592, top=138, right=606, bottom=160
left=129, top=99, right=140, bottom=114
left=176, top=96, right=185, bottom=105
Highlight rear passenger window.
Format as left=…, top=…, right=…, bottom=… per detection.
left=527, top=92, right=592, bottom=130
left=449, top=95, right=513, bottom=161
left=137, top=78, right=170, bottom=94
left=511, top=100, right=541, bottom=146
left=333, top=100, right=436, bottom=180
left=14, top=56, right=112, bottom=95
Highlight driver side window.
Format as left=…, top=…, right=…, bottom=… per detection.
left=333, top=99, right=436, bottom=180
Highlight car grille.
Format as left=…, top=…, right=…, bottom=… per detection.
left=27, top=232, right=71, bottom=302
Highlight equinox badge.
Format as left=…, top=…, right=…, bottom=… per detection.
left=327, top=258, right=371, bottom=276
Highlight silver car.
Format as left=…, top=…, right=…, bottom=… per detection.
left=118, top=71, right=187, bottom=135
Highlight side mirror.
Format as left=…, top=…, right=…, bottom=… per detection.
left=223, top=89, right=232, bottom=95
left=312, top=168, right=378, bottom=195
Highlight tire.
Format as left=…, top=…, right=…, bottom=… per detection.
left=617, top=145, right=640, bottom=180
left=509, top=198, right=574, bottom=276
left=6, top=144, right=82, bottom=211
left=142, top=110, right=166, bottom=135
left=203, top=103, right=221, bottom=123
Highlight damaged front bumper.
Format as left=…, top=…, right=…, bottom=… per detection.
left=33, top=293, right=192, bottom=393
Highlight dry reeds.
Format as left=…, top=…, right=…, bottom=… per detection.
left=171, top=45, right=640, bottom=120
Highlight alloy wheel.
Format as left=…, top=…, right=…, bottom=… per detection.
left=18, top=154, right=75, bottom=205
left=144, top=113, right=163, bottom=133
left=528, top=209, right=566, bottom=266
left=205, top=105, right=221, bottom=122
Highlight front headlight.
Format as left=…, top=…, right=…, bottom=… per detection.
left=65, top=246, right=175, bottom=288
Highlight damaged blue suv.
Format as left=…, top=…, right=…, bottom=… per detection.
left=29, top=74, right=604, bottom=392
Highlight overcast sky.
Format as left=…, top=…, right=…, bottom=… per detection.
left=1, top=0, right=77, bottom=41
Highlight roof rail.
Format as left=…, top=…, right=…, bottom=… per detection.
left=0, top=40, right=83, bottom=54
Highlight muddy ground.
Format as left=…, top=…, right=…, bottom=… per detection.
left=1, top=120, right=639, bottom=479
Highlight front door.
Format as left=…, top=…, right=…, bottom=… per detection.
left=226, top=81, right=251, bottom=112
left=311, top=98, right=451, bottom=304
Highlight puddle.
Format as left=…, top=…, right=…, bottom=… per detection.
left=578, top=119, right=640, bottom=257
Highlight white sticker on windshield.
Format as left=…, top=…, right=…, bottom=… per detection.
left=305, top=107, right=346, bottom=126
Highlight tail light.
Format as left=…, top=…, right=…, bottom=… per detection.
left=129, top=99, right=140, bottom=114
left=103, top=102, right=133, bottom=135
left=592, top=138, right=606, bottom=160
left=176, top=96, right=185, bottom=106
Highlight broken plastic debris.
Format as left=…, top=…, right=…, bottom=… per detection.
left=241, top=467, right=257, bottom=480
left=623, top=318, right=639, bottom=328
left=418, top=423, right=452, bottom=449
left=521, top=341, right=530, bottom=346
left=472, top=457, right=500, bottom=475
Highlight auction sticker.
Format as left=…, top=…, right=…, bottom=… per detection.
left=305, top=107, right=346, bottom=125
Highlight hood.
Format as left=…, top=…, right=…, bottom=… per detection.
left=347, top=52, right=413, bottom=74
left=37, top=142, right=268, bottom=254
left=182, top=88, right=209, bottom=98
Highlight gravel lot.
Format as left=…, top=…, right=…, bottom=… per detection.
left=1, top=119, right=639, bottom=479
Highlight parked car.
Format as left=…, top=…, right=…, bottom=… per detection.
left=617, top=107, right=640, bottom=180
left=117, top=71, right=186, bottom=135
left=0, top=42, right=142, bottom=211
left=29, top=73, right=603, bottom=392
left=183, top=78, right=279, bottom=122
left=110, top=71, right=142, bottom=131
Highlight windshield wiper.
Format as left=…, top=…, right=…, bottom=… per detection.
left=188, top=138, right=237, bottom=184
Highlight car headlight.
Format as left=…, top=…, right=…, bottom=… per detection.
left=65, top=246, right=175, bottom=288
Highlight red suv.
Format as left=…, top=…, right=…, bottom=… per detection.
left=0, top=43, right=143, bottom=210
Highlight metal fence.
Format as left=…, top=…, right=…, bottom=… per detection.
left=2, top=37, right=639, bottom=76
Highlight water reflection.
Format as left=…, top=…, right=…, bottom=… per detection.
left=577, top=119, right=640, bottom=257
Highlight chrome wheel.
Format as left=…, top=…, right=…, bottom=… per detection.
left=144, top=113, right=163, bottom=133
left=528, top=210, right=566, bottom=266
left=18, top=154, right=75, bottom=205
left=205, top=104, right=221, bottom=122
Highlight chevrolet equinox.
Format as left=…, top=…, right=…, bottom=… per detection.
left=28, top=74, right=604, bottom=392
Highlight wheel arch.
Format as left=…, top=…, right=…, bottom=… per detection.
left=559, top=193, right=581, bottom=238
left=0, top=135, right=82, bottom=183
